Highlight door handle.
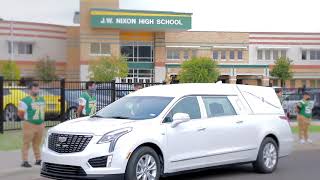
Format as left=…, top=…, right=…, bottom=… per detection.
left=197, top=127, right=206, bottom=132
left=236, top=120, right=244, bottom=124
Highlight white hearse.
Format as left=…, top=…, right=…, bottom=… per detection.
left=41, top=83, right=293, bottom=180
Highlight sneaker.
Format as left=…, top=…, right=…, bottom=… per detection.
left=35, top=160, right=42, bottom=166
left=307, top=139, right=313, bottom=144
left=299, top=139, right=306, bottom=144
left=21, top=161, right=32, bottom=168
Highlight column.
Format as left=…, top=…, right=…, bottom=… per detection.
left=262, top=76, right=270, bottom=87
left=154, top=32, right=166, bottom=83
left=229, top=76, right=237, bottom=84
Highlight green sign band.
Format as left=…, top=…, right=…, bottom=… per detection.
left=91, top=10, right=192, bottom=30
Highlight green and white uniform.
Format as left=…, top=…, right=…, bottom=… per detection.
left=79, top=92, right=97, bottom=116
left=18, top=96, right=46, bottom=125
left=298, top=100, right=313, bottom=118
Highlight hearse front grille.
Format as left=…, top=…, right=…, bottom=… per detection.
left=48, top=133, right=92, bottom=153
left=42, top=162, right=87, bottom=177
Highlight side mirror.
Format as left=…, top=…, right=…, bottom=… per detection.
left=171, top=113, right=191, bottom=128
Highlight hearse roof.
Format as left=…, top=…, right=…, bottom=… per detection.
left=131, top=83, right=240, bottom=97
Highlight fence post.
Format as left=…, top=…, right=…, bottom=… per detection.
left=111, top=80, right=116, bottom=103
left=0, top=76, right=3, bottom=134
left=60, top=78, right=66, bottom=122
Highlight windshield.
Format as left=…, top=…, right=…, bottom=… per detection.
left=95, top=96, right=173, bottom=120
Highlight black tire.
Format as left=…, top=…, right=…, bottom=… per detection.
left=4, top=104, right=19, bottom=122
left=66, top=107, right=77, bottom=120
left=253, top=137, right=279, bottom=174
left=125, top=147, right=161, bottom=180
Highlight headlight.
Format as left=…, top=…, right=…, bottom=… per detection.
left=44, top=130, right=52, bottom=148
left=97, top=127, right=132, bottom=152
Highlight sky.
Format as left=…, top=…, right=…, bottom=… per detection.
left=0, top=0, right=319, bottom=32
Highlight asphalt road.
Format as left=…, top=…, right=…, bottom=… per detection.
left=1, top=149, right=319, bottom=180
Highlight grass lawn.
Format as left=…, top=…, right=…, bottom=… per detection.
left=0, top=130, right=23, bottom=151
left=0, top=129, right=49, bottom=151
left=291, top=125, right=320, bottom=134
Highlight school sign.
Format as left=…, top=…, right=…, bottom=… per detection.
left=90, top=9, right=192, bottom=30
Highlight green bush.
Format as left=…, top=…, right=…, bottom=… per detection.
left=271, top=57, right=293, bottom=87
left=36, top=56, right=58, bottom=81
left=89, top=56, right=128, bottom=82
left=0, top=60, right=21, bottom=80
left=179, top=57, right=220, bottom=83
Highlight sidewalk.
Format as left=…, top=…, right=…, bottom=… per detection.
left=0, top=151, right=42, bottom=180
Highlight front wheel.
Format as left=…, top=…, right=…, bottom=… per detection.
left=125, top=147, right=161, bottom=180
left=253, top=137, right=279, bottom=173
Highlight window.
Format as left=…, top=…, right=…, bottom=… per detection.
left=8, top=42, right=33, bottom=55
left=213, top=51, right=219, bottom=60
left=302, top=50, right=307, bottom=60
left=121, top=46, right=134, bottom=61
left=273, top=50, right=278, bottom=60
left=310, top=50, right=316, bottom=60
left=229, top=51, right=235, bottom=60
left=202, top=97, right=236, bottom=117
left=96, top=96, right=173, bottom=120
left=167, top=49, right=180, bottom=60
left=138, top=46, right=152, bottom=62
left=257, top=50, right=263, bottom=60
left=317, top=51, right=320, bottom=60
left=221, top=51, right=226, bottom=60
left=237, top=51, right=243, bottom=60
left=280, top=50, right=287, bottom=58
left=90, top=42, right=110, bottom=55
left=265, top=50, right=271, bottom=60
left=183, top=50, right=189, bottom=60
left=165, top=96, right=201, bottom=122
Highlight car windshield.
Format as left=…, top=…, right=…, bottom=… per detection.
left=95, top=96, right=173, bottom=120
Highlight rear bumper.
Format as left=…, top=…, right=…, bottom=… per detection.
left=41, top=170, right=124, bottom=180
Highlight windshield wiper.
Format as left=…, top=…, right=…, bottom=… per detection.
left=109, top=116, right=130, bottom=119
left=90, top=115, right=105, bottom=118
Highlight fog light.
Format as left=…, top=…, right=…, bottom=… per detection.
left=107, top=155, right=113, bottom=168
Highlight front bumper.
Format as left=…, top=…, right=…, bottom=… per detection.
left=41, top=170, right=124, bottom=180
left=42, top=135, right=129, bottom=178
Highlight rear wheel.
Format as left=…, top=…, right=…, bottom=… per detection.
left=4, top=104, right=18, bottom=122
left=125, top=147, right=161, bottom=180
left=253, top=137, right=279, bottom=173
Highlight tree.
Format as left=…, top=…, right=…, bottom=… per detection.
left=270, top=57, right=293, bottom=87
left=89, top=56, right=128, bottom=82
left=36, top=56, right=58, bottom=81
left=0, top=60, right=21, bottom=80
left=179, top=57, right=220, bottom=83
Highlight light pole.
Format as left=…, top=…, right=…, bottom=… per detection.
left=10, top=20, right=14, bottom=61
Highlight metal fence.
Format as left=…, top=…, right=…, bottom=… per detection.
left=0, top=77, right=163, bottom=133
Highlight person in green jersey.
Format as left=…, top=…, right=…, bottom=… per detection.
left=18, top=82, right=45, bottom=168
left=77, top=81, right=97, bottom=117
left=296, top=92, right=313, bottom=144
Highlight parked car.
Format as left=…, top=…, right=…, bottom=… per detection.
left=41, top=83, right=293, bottom=180
left=3, top=87, right=62, bottom=122
left=282, top=93, right=316, bottom=118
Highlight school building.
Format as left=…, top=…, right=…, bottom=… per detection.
left=0, top=0, right=320, bottom=88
